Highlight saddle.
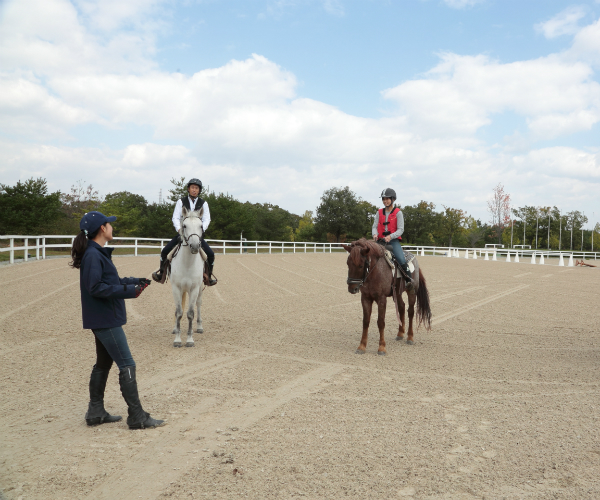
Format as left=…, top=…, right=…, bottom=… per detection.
left=158, top=241, right=215, bottom=286
left=378, top=241, right=415, bottom=277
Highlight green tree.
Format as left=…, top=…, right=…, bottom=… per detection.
left=464, top=216, right=484, bottom=248
left=294, top=211, right=316, bottom=242
left=58, top=181, right=103, bottom=234
left=138, top=202, right=176, bottom=239
left=441, top=205, right=466, bottom=246
left=205, top=192, right=256, bottom=240
left=0, top=178, right=63, bottom=234
left=100, top=191, right=148, bottom=236
left=248, top=203, right=298, bottom=241
left=402, top=201, right=442, bottom=245
left=314, top=186, right=365, bottom=243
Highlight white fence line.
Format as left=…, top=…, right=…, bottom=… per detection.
left=0, top=235, right=598, bottom=266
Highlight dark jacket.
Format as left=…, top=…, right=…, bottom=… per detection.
left=79, top=240, right=138, bottom=330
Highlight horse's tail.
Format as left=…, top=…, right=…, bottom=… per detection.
left=416, top=268, right=432, bottom=330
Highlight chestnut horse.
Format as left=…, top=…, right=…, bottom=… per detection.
left=343, top=238, right=431, bottom=355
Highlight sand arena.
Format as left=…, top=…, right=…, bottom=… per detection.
left=0, top=252, right=599, bottom=499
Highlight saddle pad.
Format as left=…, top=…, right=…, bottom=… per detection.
left=384, top=249, right=415, bottom=273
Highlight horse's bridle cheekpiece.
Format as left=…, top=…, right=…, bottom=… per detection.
left=180, top=215, right=202, bottom=247
left=346, top=253, right=371, bottom=290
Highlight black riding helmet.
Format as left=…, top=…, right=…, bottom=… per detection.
left=380, top=188, right=396, bottom=202
left=187, top=178, right=203, bottom=191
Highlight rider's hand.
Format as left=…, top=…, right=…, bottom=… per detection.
left=372, top=235, right=377, bottom=241
left=138, top=278, right=151, bottom=287
left=384, top=235, right=392, bottom=243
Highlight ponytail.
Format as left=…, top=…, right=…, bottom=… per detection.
left=69, top=227, right=100, bottom=269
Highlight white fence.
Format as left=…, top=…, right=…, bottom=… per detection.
left=0, top=235, right=598, bottom=266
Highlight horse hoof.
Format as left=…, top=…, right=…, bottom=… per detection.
left=395, top=336, right=404, bottom=341
left=197, top=328, right=203, bottom=334
left=185, top=342, right=195, bottom=347
left=377, top=351, right=387, bottom=356
left=355, top=349, right=365, bottom=355
left=173, top=342, right=182, bottom=348
left=406, top=340, right=414, bottom=345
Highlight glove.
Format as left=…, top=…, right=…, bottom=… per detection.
left=138, top=278, right=151, bottom=286
left=134, top=280, right=150, bottom=298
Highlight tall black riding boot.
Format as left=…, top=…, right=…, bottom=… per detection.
left=85, top=365, right=122, bottom=426
left=402, top=264, right=415, bottom=292
left=118, top=366, right=165, bottom=430
left=152, top=258, right=166, bottom=283
left=207, top=261, right=217, bottom=286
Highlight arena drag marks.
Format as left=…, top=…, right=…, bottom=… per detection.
left=0, top=253, right=599, bottom=499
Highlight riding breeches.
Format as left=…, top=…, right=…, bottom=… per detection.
left=92, top=327, right=135, bottom=370
left=160, top=234, right=214, bottom=265
left=389, top=238, right=407, bottom=266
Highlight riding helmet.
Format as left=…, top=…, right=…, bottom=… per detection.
left=187, top=178, right=203, bottom=191
left=380, top=188, right=396, bottom=202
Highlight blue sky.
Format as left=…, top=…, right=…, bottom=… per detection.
left=1, top=0, right=599, bottom=225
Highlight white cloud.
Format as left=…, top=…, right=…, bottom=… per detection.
left=382, top=52, right=600, bottom=140
left=1, top=0, right=600, bottom=221
left=535, top=5, right=587, bottom=39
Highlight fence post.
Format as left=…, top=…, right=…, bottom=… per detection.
left=10, top=238, right=14, bottom=264
left=24, top=238, right=28, bottom=261
left=135, top=239, right=138, bottom=257
left=35, top=238, right=40, bottom=260
left=240, top=240, right=243, bottom=254
left=269, top=242, right=272, bottom=254
left=42, top=237, right=46, bottom=259
left=329, top=243, right=332, bottom=253
left=293, top=242, right=296, bottom=254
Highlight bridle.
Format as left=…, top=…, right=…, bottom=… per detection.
left=346, top=251, right=372, bottom=289
left=180, top=215, right=203, bottom=247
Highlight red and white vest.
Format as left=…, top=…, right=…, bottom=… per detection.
left=377, top=208, right=402, bottom=240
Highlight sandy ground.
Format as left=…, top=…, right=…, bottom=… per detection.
left=0, top=252, right=599, bottom=500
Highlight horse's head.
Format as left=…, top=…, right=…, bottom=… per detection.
left=343, top=240, right=371, bottom=294
left=180, top=207, right=204, bottom=254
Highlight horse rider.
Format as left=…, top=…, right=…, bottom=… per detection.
left=372, top=188, right=413, bottom=290
left=71, top=211, right=165, bottom=429
left=152, top=178, right=217, bottom=285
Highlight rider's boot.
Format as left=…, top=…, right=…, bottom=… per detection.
left=152, top=258, right=166, bottom=283
left=85, top=365, right=122, bottom=426
left=118, top=366, right=165, bottom=430
left=402, top=264, right=414, bottom=292
left=207, top=261, right=217, bottom=286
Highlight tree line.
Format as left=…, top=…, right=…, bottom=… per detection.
left=1, top=177, right=598, bottom=251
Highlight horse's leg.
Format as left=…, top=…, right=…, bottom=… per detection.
left=172, top=288, right=184, bottom=347
left=376, top=298, right=387, bottom=356
left=396, top=292, right=406, bottom=341
left=406, top=291, right=416, bottom=345
left=185, top=287, right=201, bottom=347
left=356, top=295, right=372, bottom=354
left=196, top=287, right=203, bottom=334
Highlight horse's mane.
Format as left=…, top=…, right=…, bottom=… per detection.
left=349, top=238, right=384, bottom=266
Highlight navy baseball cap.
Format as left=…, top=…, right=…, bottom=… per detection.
left=79, top=211, right=117, bottom=235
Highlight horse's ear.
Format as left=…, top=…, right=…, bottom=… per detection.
left=198, top=207, right=204, bottom=218
left=181, top=206, right=188, bottom=217
left=360, top=247, right=370, bottom=256
left=342, top=244, right=351, bottom=253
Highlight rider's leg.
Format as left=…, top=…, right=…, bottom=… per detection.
left=152, top=234, right=180, bottom=283
left=389, top=239, right=413, bottom=287
left=201, top=239, right=217, bottom=285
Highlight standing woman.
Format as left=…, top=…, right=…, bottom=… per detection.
left=70, top=211, right=165, bottom=429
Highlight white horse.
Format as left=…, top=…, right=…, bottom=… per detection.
left=169, top=207, right=205, bottom=347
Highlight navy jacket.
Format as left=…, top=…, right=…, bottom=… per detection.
left=79, top=240, right=139, bottom=330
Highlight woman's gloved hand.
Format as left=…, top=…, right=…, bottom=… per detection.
left=134, top=279, right=151, bottom=298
